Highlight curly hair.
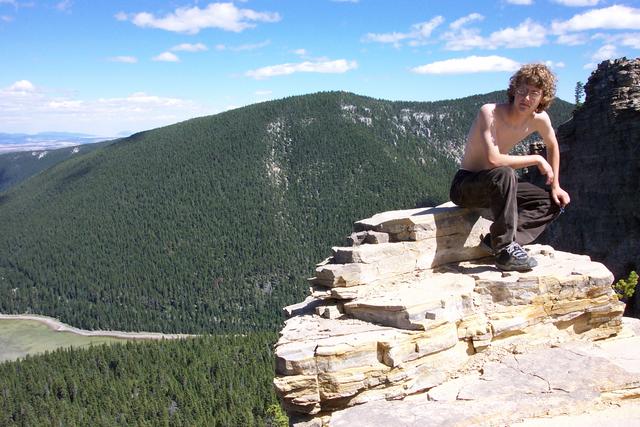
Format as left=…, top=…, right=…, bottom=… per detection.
left=507, top=63, right=556, bottom=113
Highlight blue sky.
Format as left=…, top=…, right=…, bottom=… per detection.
left=1, top=0, right=639, bottom=136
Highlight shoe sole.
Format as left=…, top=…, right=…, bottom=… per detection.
left=495, top=258, right=538, bottom=272
left=495, top=263, right=534, bottom=272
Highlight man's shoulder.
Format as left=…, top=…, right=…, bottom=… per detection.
left=479, top=103, right=497, bottom=112
left=532, top=110, right=553, bottom=128
left=476, top=103, right=498, bottom=122
left=533, top=109, right=551, bottom=120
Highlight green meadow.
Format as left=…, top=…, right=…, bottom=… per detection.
left=0, top=319, right=127, bottom=363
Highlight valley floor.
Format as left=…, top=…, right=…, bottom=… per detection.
left=0, top=314, right=193, bottom=363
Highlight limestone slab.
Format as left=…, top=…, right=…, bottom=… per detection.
left=328, top=340, right=640, bottom=427
left=353, top=203, right=491, bottom=243
left=342, top=271, right=475, bottom=330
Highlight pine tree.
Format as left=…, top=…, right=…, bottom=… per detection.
left=574, top=81, right=585, bottom=107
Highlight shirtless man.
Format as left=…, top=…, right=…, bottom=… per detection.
left=450, top=63, right=570, bottom=271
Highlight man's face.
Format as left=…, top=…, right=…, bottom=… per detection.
left=514, top=83, right=543, bottom=113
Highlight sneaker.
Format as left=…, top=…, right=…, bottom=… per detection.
left=495, top=242, right=537, bottom=272
left=479, top=233, right=494, bottom=255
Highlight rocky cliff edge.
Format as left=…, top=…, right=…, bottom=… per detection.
left=274, top=204, right=639, bottom=426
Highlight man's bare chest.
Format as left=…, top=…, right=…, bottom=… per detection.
left=490, top=114, right=534, bottom=152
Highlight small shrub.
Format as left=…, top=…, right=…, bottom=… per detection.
left=266, top=403, right=289, bottom=427
left=614, top=271, right=638, bottom=299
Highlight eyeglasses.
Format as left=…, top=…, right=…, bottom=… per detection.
left=515, top=86, right=543, bottom=99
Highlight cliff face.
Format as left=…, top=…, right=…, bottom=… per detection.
left=544, top=58, right=640, bottom=284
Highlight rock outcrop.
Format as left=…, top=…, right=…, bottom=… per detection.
left=274, top=204, right=634, bottom=426
left=544, top=57, right=640, bottom=284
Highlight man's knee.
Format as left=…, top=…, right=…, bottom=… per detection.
left=489, top=166, right=517, bottom=191
left=491, top=166, right=516, bottom=180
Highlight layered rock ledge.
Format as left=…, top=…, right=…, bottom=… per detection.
left=274, top=204, right=634, bottom=426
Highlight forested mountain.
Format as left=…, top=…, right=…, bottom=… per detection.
left=0, top=141, right=113, bottom=192
left=0, top=333, right=280, bottom=426
left=0, top=91, right=573, bottom=334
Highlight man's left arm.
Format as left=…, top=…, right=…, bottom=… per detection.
left=537, top=113, right=571, bottom=207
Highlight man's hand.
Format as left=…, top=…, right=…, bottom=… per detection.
left=552, top=186, right=570, bottom=208
left=536, top=156, right=554, bottom=185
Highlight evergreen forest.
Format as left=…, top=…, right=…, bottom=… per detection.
left=0, top=333, right=281, bottom=426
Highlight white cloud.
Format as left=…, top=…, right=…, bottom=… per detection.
left=109, top=92, right=186, bottom=107
left=442, top=27, right=485, bottom=50
left=449, top=13, right=483, bottom=30
left=618, top=33, right=640, bottom=48
left=246, top=59, right=358, bottom=79
left=552, top=5, right=640, bottom=33
left=556, top=32, right=588, bottom=45
left=114, top=11, right=127, bottom=21
left=127, top=2, right=281, bottom=34
left=412, top=18, right=445, bottom=38
left=411, top=55, right=520, bottom=74
left=444, top=18, right=546, bottom=50
left=1, top=15, right=12, bottom=22
left=363, top=16, right=444, bottom=47
left=48, top=99, right=83, bottom=110
left=364, top=31, right=409, bottom=45
left=233, top=40, right=270, bottom=51
left=552, top=0, right=600, bottom=6
left=488, top=19, right=547, bottom=47
left=153, top=52, right=180, bottom=62
left=0, top=0, right=17, bottom=7
left=293, top=48, right=307, bottom=56
left=544, top=60, right=566, bottom=68
left=593, top=32, right=640, bottom=49
left=55, top=0, right=72, bottom=12
left=591, top=44, right=619, bottom=62
left=7, top=80, right=36, bottom=93
left=0, top=83, right=215, bottom=135
left=108, top=56, right=138, bottom=63
left=506, top=0, right=533, bottom=5
left=583, top=43, right=618, bottom=72
left=214, top=40, right=270, bottom=52
left=171, top=43, right=208, bottom=52
left=255, top=90, right=272, bottom=96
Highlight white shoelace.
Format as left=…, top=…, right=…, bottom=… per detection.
left=505, top=242, right=528, bottom=260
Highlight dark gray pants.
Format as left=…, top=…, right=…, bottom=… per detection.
left=449, top=167, right=560, bottom=251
